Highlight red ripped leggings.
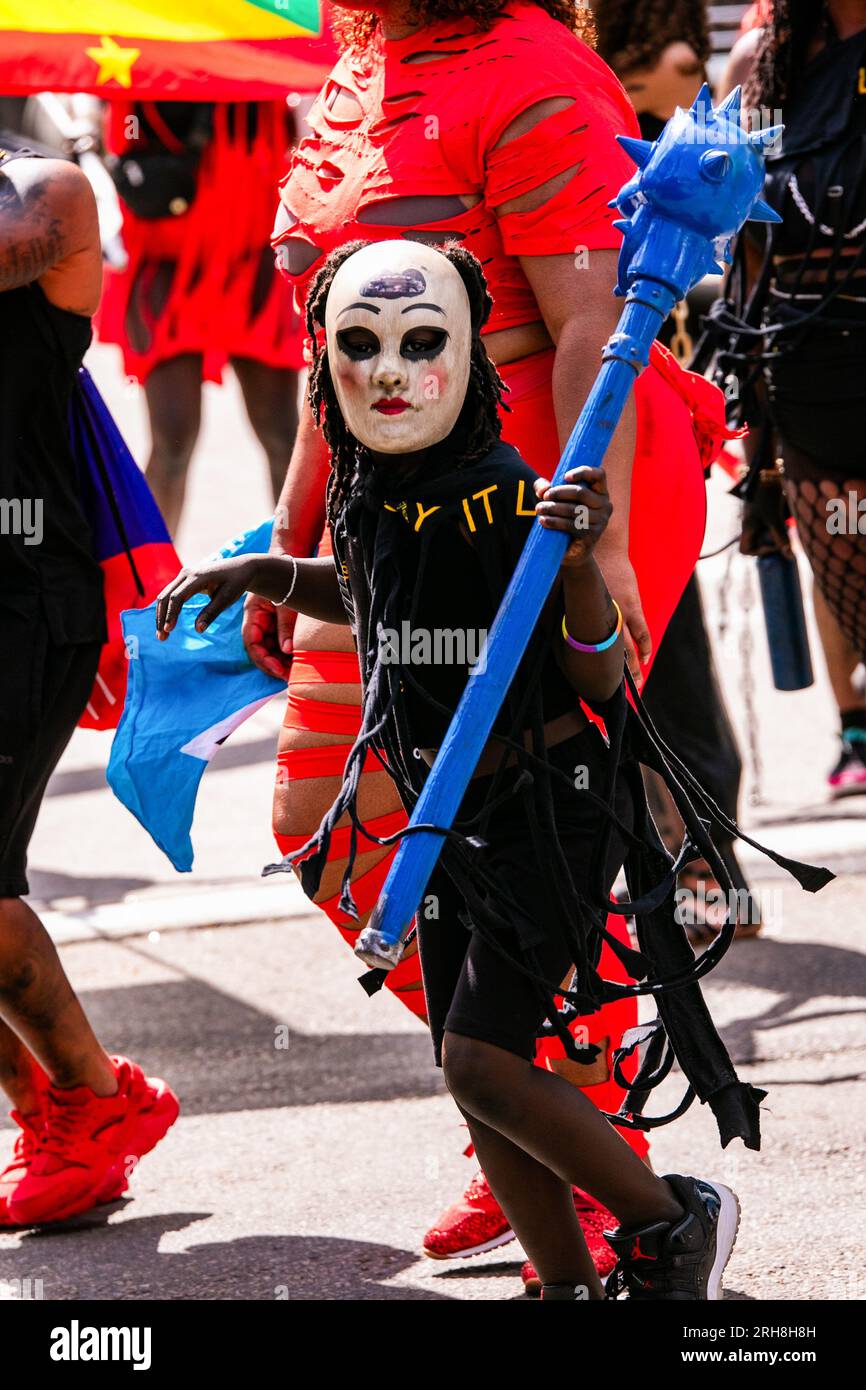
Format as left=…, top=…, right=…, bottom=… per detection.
left=273, top=346, right=707, bottom=1154
left=275, top=647, right=428, bottom=1020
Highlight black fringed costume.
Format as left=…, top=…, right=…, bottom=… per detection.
left=265, top=426, right=832, bottom=1152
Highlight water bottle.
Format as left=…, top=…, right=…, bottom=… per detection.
left=756, top=552, right=814, bottom=691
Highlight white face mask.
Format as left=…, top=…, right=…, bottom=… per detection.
left=324, top=240, right=472, bottom=455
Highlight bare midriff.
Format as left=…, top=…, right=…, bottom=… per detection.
left=772, top=244, right=866, bottom=290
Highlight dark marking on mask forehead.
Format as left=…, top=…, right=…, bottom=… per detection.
left=359, top=268, right=426, bottom=299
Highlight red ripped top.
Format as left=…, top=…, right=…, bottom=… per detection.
left=272, top=0, right=640, bottom=354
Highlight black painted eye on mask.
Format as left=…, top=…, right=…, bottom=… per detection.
left=336, top=327, right=381, bottom=359
left=401, top=327, right=449, bottom=359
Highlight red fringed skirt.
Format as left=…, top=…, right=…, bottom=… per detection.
left=96, top=102, right=306, bottom=384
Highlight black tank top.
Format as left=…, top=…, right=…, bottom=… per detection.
left=759, top=29, right=866, bottom=310
left=0, top=152, right=105, bottom=644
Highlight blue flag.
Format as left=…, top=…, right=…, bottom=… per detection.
left=107, top=519, right=284, bottom=871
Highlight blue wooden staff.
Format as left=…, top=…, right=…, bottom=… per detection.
left=355, top=86, right=782, bottom=971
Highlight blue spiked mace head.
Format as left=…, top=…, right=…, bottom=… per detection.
left=611, top=84, right=782, bottom=297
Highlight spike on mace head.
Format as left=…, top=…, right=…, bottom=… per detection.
left=749, top=124, right=784, bottom=151
left=689, top=80, right=715, bottom=117
left=617, top=135, right=654, bottom=169
left=700, top=149, right=732, bottom=184
left=716, top=86, right=743, bottom=117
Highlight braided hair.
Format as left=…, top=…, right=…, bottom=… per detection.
left=330, top=0, right=597, bottom=52
left=746, top=0, right=826, bottom=109
left=304, top=239, right=509, bottom=527
left=593, top=0, right=710, bottom=76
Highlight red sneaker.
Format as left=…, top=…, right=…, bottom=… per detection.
left=0, top=1110, right=43, bottom=1227
left=1, top=1107, right=128, bottom=1229
left=422, top=1170, right=515, bottom=1260
left=7, top=1056, right=178, bottom=1227
left=521, top=1190, right=619, bottom=1296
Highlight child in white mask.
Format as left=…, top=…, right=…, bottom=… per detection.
left=155, top=239, right=788, bottom=1302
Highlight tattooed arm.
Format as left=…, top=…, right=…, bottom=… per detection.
left=0, top=157, right=102, bottom=316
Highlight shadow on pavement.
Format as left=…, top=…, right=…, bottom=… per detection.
left=751, top=800, right=866, bottom=828
left=3, top=1214, right=456, bottom=1299
left=0, top=1210, right=749, bottom=1300
left=28, top=867, right=156, bottom=908
left=708, top=936, right=866, bottom=1066
left=0, top=977, right=441, bottom=1132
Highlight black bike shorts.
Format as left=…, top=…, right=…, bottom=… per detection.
left=0, top=594, right=100, bottom=897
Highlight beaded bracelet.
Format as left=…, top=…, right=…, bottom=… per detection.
left=277, top=555, right=298, bottom=607
left=561, top=599, right=623, bottom=654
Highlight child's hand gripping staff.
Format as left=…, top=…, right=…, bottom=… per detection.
left=354, top=85, right=783, bottom=972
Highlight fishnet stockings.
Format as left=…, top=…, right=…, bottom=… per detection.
left=782, top=443, right=866, bottom=661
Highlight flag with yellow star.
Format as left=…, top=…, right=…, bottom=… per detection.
left=0, top=0, right=335, bottom=99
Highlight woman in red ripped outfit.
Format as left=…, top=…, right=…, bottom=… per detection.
left=257, top=0, right=732, bottom=1285
left=97, top=101, right=305, bottom=534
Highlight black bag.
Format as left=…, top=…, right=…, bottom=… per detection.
left=107, top=103, right=214, bottom=220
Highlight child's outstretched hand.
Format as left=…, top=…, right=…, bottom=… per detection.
left=156, top=555, right=268, bottom=641
left=534, top=465, right=612, bottom=568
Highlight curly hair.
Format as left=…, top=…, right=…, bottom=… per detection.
left=305, top=239, right=508, bottom=526
left=329, top=0, right=597, bottom=52
left=745, top=0, right=826, bottom=109
left=592, top=0, right=710, bottom=76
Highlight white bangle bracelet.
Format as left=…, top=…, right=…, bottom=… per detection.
left=277, top=555, right=298, bottom=607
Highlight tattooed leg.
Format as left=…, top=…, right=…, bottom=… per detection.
left=0, top=898, right=116, bottom=1097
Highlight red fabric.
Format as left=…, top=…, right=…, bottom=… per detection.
left=275, top=809, right=406, bottom=862
left=82, top=542, right=179, bottom=728
left=273, top=811, right=428, bottom=1022
left=740, top=2, right=772, bottom=34
left=648, top=340, right=747, bottom=473
left=288, top=649, right=358, bottom=683
left=535, top=917, right=650, bottom=1160
left=497, top=342, right=721, bottom=667
left=273, top=0, right=638, bottom=352
left=715, top=446, right=744, bottom=482
left=97, top=101, right=305, bottom=383
left=276, top=743, right=381, bottom=778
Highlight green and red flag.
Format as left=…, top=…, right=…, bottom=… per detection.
left=0, top=0, right=336, bottom=100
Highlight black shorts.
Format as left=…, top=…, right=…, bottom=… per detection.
left=763, top=314, right=866, bottom=474
left=0, top=597, right=101, bottom=897
left=416, top=725, right=635, bottom=1067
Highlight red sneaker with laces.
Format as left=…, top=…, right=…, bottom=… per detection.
left=7, top=1055, right=178, bottom=1227
left=0, top=1107, right=128, bottom=1229
left=521, top=1189, right=619, bottom=1296
left=422, top=1170, right=515, bottom=1260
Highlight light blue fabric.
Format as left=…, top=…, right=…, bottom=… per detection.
left=107, top=519, right=283, bottom=871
